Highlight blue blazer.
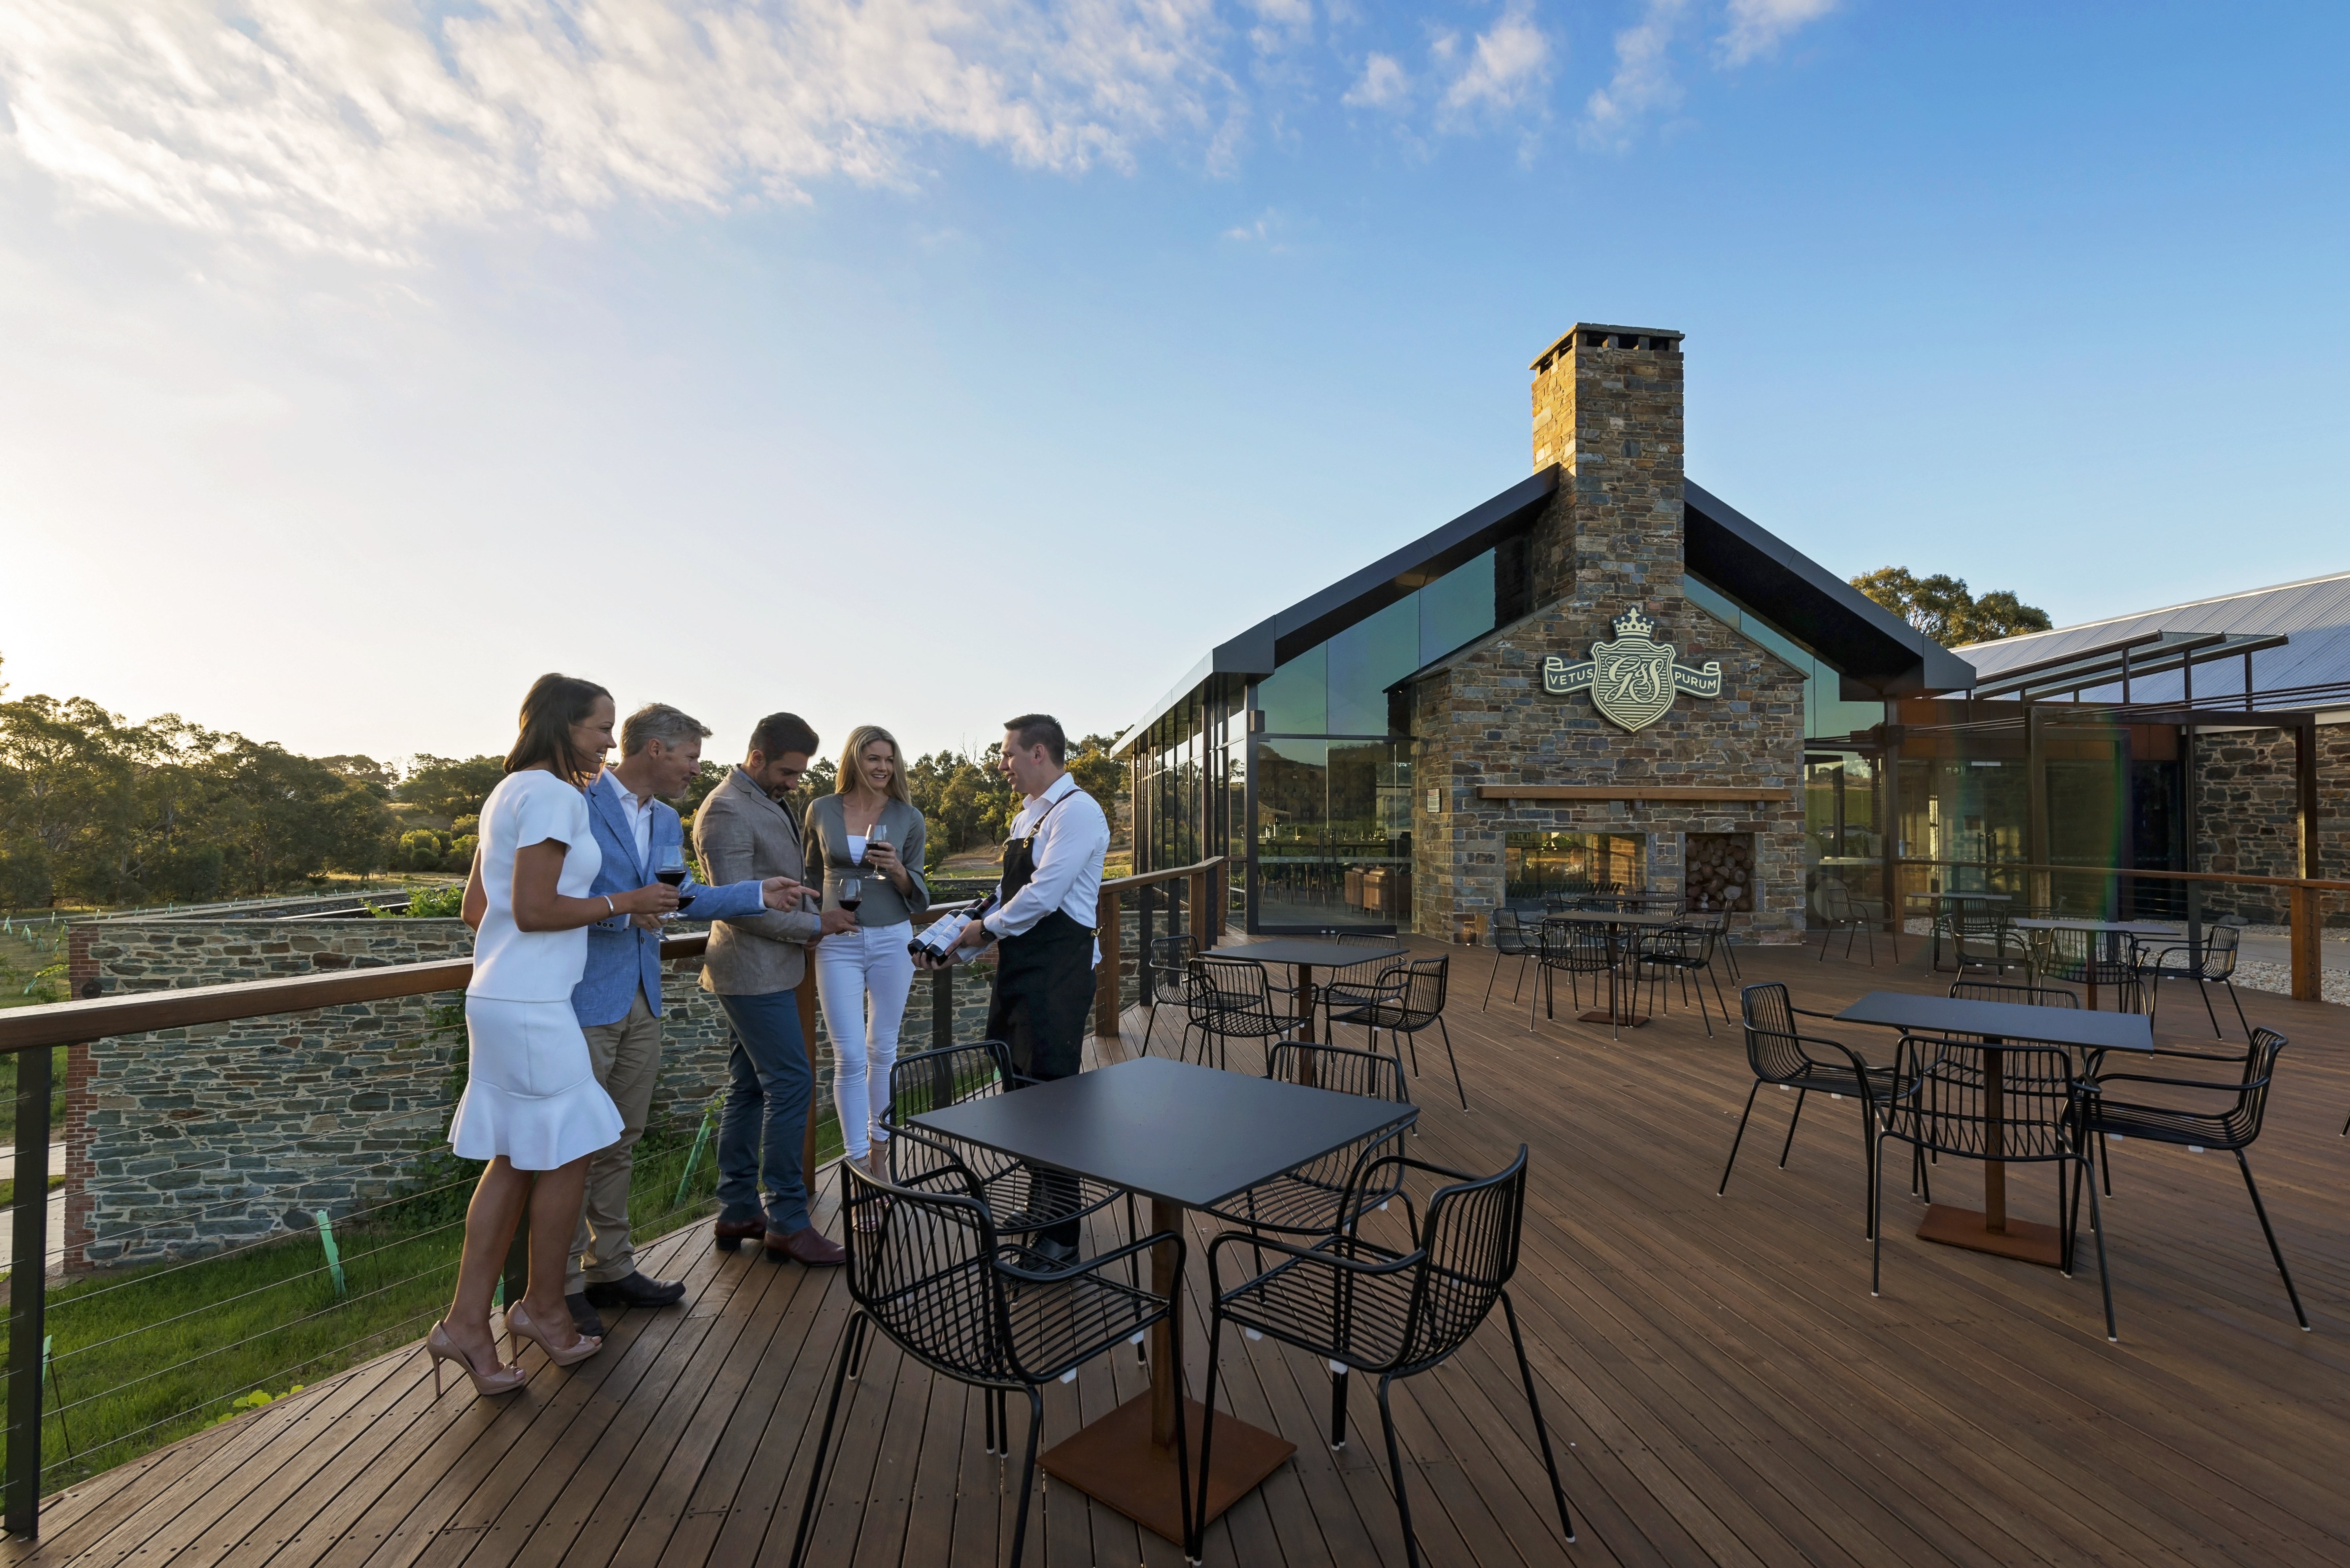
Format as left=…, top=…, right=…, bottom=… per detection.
left=572, top=772, right=767, bottom=1028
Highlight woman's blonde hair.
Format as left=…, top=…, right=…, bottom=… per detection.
left=836, top=725, right=911, bottom=805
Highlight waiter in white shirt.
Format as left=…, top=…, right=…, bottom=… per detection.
left=936, top=712, right=1108, bottom=1258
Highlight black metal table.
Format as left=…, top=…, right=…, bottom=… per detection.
left=2009, top=917, right=2179, bottom=1011
left=912, top=1055, right=1418, bottom=1544
left=1836, top=992, right=2153, bottom=1267
left=1539, top=910, right=1682, bottom=1035
left=1205, top=937, right=1404, bottom=1043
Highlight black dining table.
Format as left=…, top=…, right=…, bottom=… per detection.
left=912, top=1054, right=1418, bottom=1544
left=1539, top=909, right=1683, bottom=1035
left=1205, top=937, right=1404, bottom=1042
left=1836, top=991, right=2154, bottom=1267
left=2008, top=917, right=2180, bottom=1011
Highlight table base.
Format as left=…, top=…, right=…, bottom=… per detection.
left=1038, top=1390, right=1295, bottom=1545
left=1916, top=1203, right=2065, bottom=1267
left=1576, top=1009, right=1650, bottom=1027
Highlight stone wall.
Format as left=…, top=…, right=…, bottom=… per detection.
left=62, top=914, right=998, bottom=1269
left=2190, top=723, right=2350, bottom=925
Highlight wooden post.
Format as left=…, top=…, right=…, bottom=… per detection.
left=1188, top=868, right=1210, bottom=951
left=1094, top=888, right=1122, bottom=1045
left=2291, top=886, right=2322, bottom=1003
left=797, top=969, right=820, bottom=1181
left=6, top=1042, right=55, bottom=1536
left=2294, top=718, right=2322, bottom=1003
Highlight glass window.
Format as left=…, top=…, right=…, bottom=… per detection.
left=1503, top=832, right=1647, bottom=904
left=1258, top=644, right=1326, bottom=734
left=1327, top=597, right=1416, bottom=736
left=1420, top=549, right=1496, bottom=664
left=1254, top=738, right=1411, bottom=930
left=1684, top=573, right=1883, bottom=742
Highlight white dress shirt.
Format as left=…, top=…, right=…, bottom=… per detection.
left=982, top=772, right=1109, bottom=958
left=600, top=770, right=656, bottom=872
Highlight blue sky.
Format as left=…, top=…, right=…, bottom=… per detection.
left=2, top=1, right=2345, bottom=765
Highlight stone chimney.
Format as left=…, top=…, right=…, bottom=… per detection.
left=1526, top=324, right=1686, bottom=616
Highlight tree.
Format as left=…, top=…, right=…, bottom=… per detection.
left=1851, top=567, right=2053, bottom=647
left=398, top=754, right=506, bottom=821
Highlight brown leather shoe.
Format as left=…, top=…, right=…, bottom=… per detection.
left=713, top=1216, right=767, bottom=1252
left=765, top=1226, right=846, bottom=1267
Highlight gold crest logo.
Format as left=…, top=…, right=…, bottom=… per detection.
left=1542, top=608, right=1723, bottom=731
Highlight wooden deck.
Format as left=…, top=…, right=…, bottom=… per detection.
left=14, top=935, right=2350, bottom=1567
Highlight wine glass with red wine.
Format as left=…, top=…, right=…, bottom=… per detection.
left=656, top=846, right=693, bottom=912
left=839, top=876, right=862, bottom=917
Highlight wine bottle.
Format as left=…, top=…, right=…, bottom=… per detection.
left=910, top=891, right=999, bottom=961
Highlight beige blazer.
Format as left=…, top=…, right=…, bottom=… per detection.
left=691, top=765, right=823, bottom=996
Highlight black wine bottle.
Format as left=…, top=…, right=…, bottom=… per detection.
left=910, top=890, right=999, bottom=960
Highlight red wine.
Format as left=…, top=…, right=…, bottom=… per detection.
left=655, top=868, right=688, bottom=887
left=838, top=897, right=862, bottom=913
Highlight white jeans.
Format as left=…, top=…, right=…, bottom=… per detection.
left=813, top=920, right=915, bottom=1159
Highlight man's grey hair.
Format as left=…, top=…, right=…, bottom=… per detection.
left=621, top=703, right=713, bottom=757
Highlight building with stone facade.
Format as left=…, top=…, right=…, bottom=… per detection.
left=1115, top=324, right=1968, bottom=940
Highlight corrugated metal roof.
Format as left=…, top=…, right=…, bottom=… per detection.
left=1955, top=570, right=2350, bottom=704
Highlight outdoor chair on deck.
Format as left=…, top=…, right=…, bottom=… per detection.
left=2074, top=1026, right=2305, bottom=1333
left=1181, top=955, right=1289, bottom=1073
left=1530, top=918, right=1615, bottom=1029
left=787, top=1157, right=1189, bottom=1568
left=1721, top=984, right=1898, bottom=1233
left=2033, top=925, right=2144, bottom=1014
left=1311, top=932, right=1402, bottom=1038
left=1330, top=956, right=1466, bottom=1110
left=1481, top=908, right=1539, bottom=1010
left=1874, top=1032, right=2110, bottom=1338
left=1137, top=932, right=1197, bottom=1055
left=1683, top=906, right=1744, bottom=982
left=1944, top=895, right=2026, bottom=976
left=884, top=1041, right=1134, bottom=1260
left=1812, top=881, right=1886, bottom=965
left=1634, top=923, right=1731, bottom=1036
left=2134, top=924, right=2252, bottom=1041
left=1197, top=1146, right=1574, bottom=1568
left=1198, top=1040, right=1414, bottom=1239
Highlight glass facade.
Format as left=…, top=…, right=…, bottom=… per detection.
left=1132, top=549, right=1500, bottom=933
left=1504, top=832, right=1647, bottom=903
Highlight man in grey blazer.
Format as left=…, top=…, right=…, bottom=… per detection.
left=692, top=712, right=856, bottom=1266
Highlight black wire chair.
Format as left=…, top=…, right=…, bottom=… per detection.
left=1721, top=984, right=1898, bottom=1233
left=1681, top=906, right=1743, bottom=982
left=1633, top=923, right=1731, bottom=1036
left=884, top=1042, right=1129, bottom=1251
left=1873, top=1031, right=2111, bottom=1338
left=1812, top=880, right=1884, bottom=965
left=1313, top=932, right=1403, bottom=1037
left=1947, top=980, right=2079, bottom=1009
left=786, top=1156, right=1190, bottom=1568
left=1196, top=1146, right=1574, bottom=1568
left=1330, top=956, right=1466, bottom=1111
left=2031, top=926, right=2144, bottom=1013
left=1138, top=933, right=1197, bottom=1056
left=1481, top=908, right=1539, bottom=1010
left=1199, top=1041, right=1415, bottom=1239
left=1947, top=895, right=2026, bottom=976
left=2134, top=924, right=2253, bottom=1041
left=1181, top=955, right=1290, bottom=1072
left=2073, top=1025, right=2305, bottom=1333
left=1529, top=918, right=1615, bottom=1029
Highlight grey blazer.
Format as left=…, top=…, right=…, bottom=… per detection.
left=691, top=766, right=822, bottom=996
left=802, top=795, right=929, bottom=928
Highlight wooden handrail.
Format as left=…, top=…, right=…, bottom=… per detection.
left=0, top=903, right=975, bottom=1056
left=1100, top=856, right=1227, bottom=894
left=1094, top=856, right=1227, bottom=1039
left=1895, top=860, right=2350, bottom=893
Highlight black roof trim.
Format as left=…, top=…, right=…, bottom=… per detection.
left=1682, top=481, right=1976, bottom=696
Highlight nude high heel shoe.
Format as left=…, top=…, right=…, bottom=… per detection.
left=427, top=1323, right=525, bottom=1397
left=506, top=1302, right=603, bottom=1366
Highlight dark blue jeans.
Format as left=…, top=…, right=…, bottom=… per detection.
left=715, top=991, right=813, bottom=1236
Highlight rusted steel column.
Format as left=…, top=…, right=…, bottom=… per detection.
left=2291, top=886, right=2322, bottom=1003
left=1094, top=889, right=1122, bottom=1043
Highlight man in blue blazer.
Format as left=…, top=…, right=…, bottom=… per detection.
left=567, top=702, right=801, bottom=1336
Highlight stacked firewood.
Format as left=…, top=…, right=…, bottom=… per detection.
left=1686, top=833, right=1754, bottom=912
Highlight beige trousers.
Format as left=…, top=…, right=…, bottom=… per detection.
left=568, top=987, right=661, bottom=1293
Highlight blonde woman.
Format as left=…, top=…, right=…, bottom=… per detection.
left=802, top=726, right=928, bottom=1184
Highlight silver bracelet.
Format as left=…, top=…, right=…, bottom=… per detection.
left=603, top=895, right=616, bottom=917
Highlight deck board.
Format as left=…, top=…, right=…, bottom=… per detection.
left=11, top=937, right=2350, bottom=1566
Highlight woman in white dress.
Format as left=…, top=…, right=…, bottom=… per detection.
left=429, top=675, right=692, bottom=1395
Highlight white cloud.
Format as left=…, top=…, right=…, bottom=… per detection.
left=1343, top=52, right=1408, bottom=109
left=1719, top=0, right=1837, bottom=66
left=1440, top=0, right=1552, bottom=120
left=1581, top=0, right=1687, bottom=148
left=0, top=0, right=1237, bottom=260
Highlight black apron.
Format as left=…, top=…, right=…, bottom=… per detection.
left=985, top=789, right=1096, bottom=1084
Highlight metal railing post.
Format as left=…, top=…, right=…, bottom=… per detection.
left=7, top=1041, right=56, bottom=1535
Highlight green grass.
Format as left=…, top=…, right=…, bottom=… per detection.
left=0, top=1046, right=70, bottom=1148
left=0, top=1174, right=66, bottom=1206
left=0, top=1098, right=843, bottom=1494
